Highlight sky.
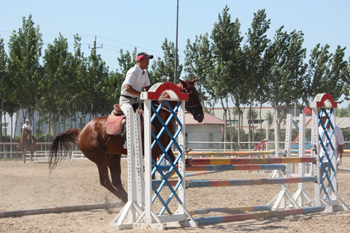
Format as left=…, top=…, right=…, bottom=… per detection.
left=1, top=0, right=350, bottom=107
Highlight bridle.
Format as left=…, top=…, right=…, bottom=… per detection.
left=181, top=85, right=202, bottom=110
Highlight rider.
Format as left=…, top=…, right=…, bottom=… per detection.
left=119, top=52, right=153, bottom=148
left=22, top=119, right=33, bottom=145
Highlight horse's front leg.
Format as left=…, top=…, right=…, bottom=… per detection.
left=165, top=149, right=177, bottom=179
left=30, top=149, right=34, bottom=162
left=23, top=149, right=27, bottom=163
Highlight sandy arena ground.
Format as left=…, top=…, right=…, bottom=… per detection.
left=0, top=157, right=350, bottom=233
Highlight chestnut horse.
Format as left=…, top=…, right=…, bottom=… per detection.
left=20, top=128, right=36, bottom=163
left=48, top=78, right=204, bottom=203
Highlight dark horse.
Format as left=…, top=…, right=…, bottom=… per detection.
left=20, top=128, right=36, bottom=163
left=49, top=78, right=204, bottom=203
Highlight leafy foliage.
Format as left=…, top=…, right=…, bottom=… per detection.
left=1, top=9, right=349, bottom=143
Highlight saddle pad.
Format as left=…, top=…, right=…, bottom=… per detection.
left=106, top=114, right=144, bottom=136
left=106, top=115, right=125, bottom=136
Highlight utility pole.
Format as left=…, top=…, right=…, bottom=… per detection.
left=174, top=0, right=179, bottom=84
left=89, top=35, right=103, bottom=54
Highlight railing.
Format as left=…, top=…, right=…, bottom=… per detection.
left=185, top=141, right=350, bottom=153
left=0, top=142, right=81, bottom=160
left=2, top=140, right=350, bottom=160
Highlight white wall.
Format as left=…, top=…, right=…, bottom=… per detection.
left=186, top=124, right=222, bottom=150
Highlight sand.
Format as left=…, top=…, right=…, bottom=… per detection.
left=1, top=157, right=350, bottom=233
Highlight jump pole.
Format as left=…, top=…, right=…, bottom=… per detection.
left=186, top=157, right=315, bottom=166
left=188, top=205, right=273, bottom=215
left=171, top=170, right=224, bottom=179
left=174, top=150, right=275, bottom=156
left=152, top=176, right=316, bottom=188
left=160, top=164, right=287, bottom=171
left=0, top=202, right=123, bottom=218
left=185, top=164, right=286, bottom=171
left=194, top=206, right=325, bottom=225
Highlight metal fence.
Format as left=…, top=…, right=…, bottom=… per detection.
left=0, top=142, right=81, bottom=161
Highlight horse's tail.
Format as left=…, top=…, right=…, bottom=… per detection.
left=49, top=128, right=81, bottom=172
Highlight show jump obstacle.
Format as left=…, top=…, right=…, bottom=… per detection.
left=110, top=88, right=348, bottom=230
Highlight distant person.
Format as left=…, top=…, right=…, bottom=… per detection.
left=22, top=119, right=33, bottom=145
left=318, top=110, right=344, bottom=175
left=119, top=52, right=153, bottom=148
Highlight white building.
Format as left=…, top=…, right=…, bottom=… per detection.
left=184, top=112, right=225, bottom=150
left=210, top=106, right=275, bottom=133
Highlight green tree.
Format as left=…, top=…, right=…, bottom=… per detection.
left=328, top=46, right=347, bottom=102
left=0, top=37, right=10, bottom=141
left=72, top=34, right=89, bottom=128
left=42, top=33, right=73, bottom=134
left=286, top=30, right=308, bottom=114
left=151, top=38, right=182, bottom=83
left=336, top=108, right=348, bottom=117
left=244, top=9, right=271, bottom=148
left=209, top=6, right=238, bottom=147
left=7, top=14, right=43, bottom=127
left=184, top=33, right=214, bottom=111
left=307, top=44, right=331, bottom=101
left=117, top=48, right=136, bottom=76
left=86, top=48, right=109, bottom=117
left=308, top=45, right=347, bottom=102
left=268, top=27, right=307, bottom=132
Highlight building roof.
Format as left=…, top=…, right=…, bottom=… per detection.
left=185, top=112, right=225, bottom=125
left=336, top=117, right=350, bottom=129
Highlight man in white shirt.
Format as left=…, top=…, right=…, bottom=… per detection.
left=319, top=110, right=344, bottom=175
left=22, top=119, right=33, bottom=145
left=22, top=119, right=32, bottom=134
left=119, top=52, right=153, bottom=148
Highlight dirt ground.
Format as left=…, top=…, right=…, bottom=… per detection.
left=1, top=157, right=350, bottom=233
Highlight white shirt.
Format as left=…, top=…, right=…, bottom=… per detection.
left=22, top=123, right=32, bottom=131
left=120, top=65, right=151, bottom=98
left=319, top=125, right=344, bottom=162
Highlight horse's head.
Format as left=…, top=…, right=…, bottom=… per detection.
left=179, top=77, right=204, bottom=123
left=23, top=128, right=29, bottom=137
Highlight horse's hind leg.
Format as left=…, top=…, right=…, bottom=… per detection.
left=86, top=153, right=128, bottom=204
left=107, top=154, right=128, bottom=201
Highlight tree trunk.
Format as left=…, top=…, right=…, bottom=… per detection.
left=14, top=110, right=19, bottom=138
left=47, top=114, right=51, bottom=142
left=248, top=103, right=252, bottom=150
left=57, top=110, right=60, bottom=134
left=238, top=109, right=241, bottom=151
left=4, top=112, right=7, bottom=141
left=260, top=104, right=263, bottom=141
left=228, top=108, right=233, bottom=150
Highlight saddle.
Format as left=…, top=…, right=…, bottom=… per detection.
left=111, top=104, right=124, bottom=116
left=106, top=104, right=144, bottom=136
